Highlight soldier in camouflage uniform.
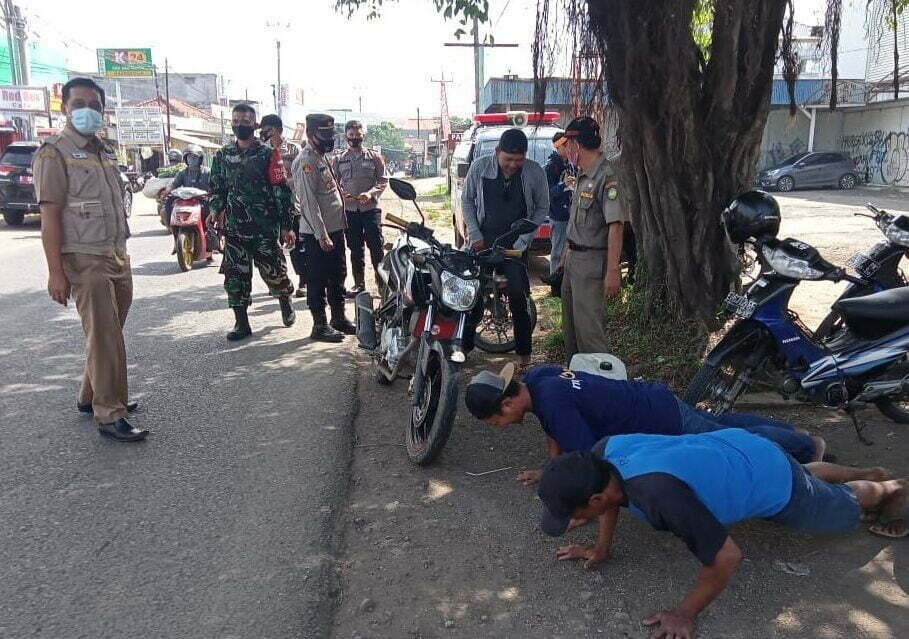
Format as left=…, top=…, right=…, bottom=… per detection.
left=209, top=103, right=297, bottom=341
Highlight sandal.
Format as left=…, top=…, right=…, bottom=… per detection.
left=869, top=516, right=908, bottom=539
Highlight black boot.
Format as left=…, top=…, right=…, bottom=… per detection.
left=330, top=306, right=357, bottom=335
left=346, top=277, right=366, bottom=299
left=311, top=310, right=344, bottom=342
left=279, top=295, right=296, bottom=327
left=226, top=306, right=252, bottom=341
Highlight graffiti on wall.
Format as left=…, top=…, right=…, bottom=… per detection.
left=759, top=139, right=805, bottom=170
left=839, top=129, right=909, bottom=186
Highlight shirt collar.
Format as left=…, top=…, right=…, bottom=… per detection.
left=62, top=124, right=97, bottom=150
left=579, top=152, right=607, bottom=178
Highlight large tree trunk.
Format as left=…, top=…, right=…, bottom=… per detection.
left=590, top=0, right=788, bottom=327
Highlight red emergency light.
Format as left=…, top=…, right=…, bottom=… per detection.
left=473, top=111, right=561, bottom=126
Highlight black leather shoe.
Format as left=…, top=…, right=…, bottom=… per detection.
left=98, top=418, right=148, bottom=442
left=78, top=401, right=139, bottom=414
left=227, top=307, right=252, bottom=341
left=345, top=283, right=366, bottom=299
left=330, top=317, right=356, bottom=335
left=294, top=287, right=306, bottom=298
left=279, top=296, right=296, bottom=327
left=311, top=323, right=345, bottom=343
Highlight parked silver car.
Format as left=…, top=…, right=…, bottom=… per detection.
left=758, top=151, right=860, bottom=192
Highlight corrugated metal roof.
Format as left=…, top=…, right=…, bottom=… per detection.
left=482, top=77, right=868, bottom=111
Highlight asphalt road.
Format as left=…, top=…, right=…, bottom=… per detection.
left=0, top=196, right=357, bottom=638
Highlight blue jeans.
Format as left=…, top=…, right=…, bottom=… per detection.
left=549, top=219, right=568, bottom=275
left=770, top=454, right=860, bottom=533
left=676, top=399, right=817, bottom=463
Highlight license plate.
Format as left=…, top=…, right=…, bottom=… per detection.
left=846, top=252, right=880, bottom=277
left=723, top=292, right=757, bottom=319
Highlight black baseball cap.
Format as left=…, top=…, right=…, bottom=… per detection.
left=261, top=114, right=283, bottom=129
left=464, top=362, right=516, bottom=420
left=560, top=116, right=601, bottom=149
left=537, top=451, right=609, bottom=537
left=306, top=113, right=335, bottom=133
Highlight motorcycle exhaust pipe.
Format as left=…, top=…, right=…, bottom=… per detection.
left=849, top=377, right=909, bottom=404
left=354, top=291, right=378, bottom=351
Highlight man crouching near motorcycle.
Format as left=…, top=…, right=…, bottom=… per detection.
left=162, top=145, right=212, bottom=254
left=461, top=128, right=549, bottom=369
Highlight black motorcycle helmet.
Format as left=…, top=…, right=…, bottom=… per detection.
left=722, top=190, right=782, bottom=244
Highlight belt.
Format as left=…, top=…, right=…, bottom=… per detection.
left=345, top=208, right=380, bottom=214
left=568, top=240, right=606, bottom=252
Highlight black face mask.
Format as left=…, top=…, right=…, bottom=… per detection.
left=232, top=124, right=255, bottom=141
left=314, top=135, right=335, bottom=153
left=348, top=138, right=363, bottom=148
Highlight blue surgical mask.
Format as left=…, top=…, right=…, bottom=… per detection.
left=70, top=107, right=103, bottom=135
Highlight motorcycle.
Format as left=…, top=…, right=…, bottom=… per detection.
left=125, top=170, right=145, bottom=194
left=169, top=186, right=219, bottom=271
left=813, top=203, right=909, bottom=340
left=684, top=233, right=909, bottom=443
left=354, top=177, right=536, bottom=465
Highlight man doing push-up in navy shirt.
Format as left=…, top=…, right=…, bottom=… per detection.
left=464, top=363, right=826, bottom=486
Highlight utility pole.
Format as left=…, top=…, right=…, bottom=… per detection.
left=276, top=39, right=281, bottom=117
left=164, top=58, right=172, bottom=154
left=444, top=17, right=518, bottom=113
left=431, top=72, right=453, bottom=167
left=358, top=95, right=362, bottom=114
left=12, top=3, right=27, bottom=85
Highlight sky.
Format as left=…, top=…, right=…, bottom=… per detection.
left=20, top=0, right=874, bottom=123
left=21, top=0, right=540, bottom=122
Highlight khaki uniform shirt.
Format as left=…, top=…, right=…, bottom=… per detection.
left=330, top=147, right=388, bottom=212
left=566, top=153, right=626, bottom=249
left=33, top=125, right=129, bottom=257
left=291, top=143, right=346, bottom=238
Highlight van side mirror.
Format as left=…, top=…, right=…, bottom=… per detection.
left=457, top=162, right=469, bottom=179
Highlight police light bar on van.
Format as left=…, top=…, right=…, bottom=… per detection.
left=473, top=111, right=561, bottom=126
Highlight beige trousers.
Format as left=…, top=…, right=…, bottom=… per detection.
left=561, top=248, right=609, bottom=361
left=62, top=253, right=133, bottom=424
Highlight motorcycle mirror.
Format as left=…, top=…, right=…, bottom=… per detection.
left=510, top=218, right=538, bottom=235
left=389, top=178, right=417, bottom=201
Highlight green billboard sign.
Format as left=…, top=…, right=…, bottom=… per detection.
left=96, top=48, right=154, bottom=78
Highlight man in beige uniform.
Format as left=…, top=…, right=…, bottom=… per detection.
left=557, top=116, right=626, bottom=361
left=330, top=120, right=388, bottom=297
left=291, top=113, right=355, bottom=342
left=34, top=77, right=147, bottom=442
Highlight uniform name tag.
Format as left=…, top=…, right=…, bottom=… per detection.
left=71, top=152, right=88, bottom=159
left=224, top=155, right=241, bottom=164
left=579, top=191, right=594, bottom=199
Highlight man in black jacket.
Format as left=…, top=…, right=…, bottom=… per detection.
left=543, top=132, right=573, bottom=289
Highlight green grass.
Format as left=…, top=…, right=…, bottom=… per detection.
left=535, top=284, right=706, bottom=392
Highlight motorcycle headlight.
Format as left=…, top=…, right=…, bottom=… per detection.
left=884, top=220, right=909, bottom=247
left=761, top=244, right=825, bottom=280
left=440, top=271, right=479, bottom=311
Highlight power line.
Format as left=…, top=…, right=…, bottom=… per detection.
left=492, top=0, right=513, bottom=29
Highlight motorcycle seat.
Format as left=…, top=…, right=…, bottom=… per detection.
left=833, top=287, right=909, bottom=322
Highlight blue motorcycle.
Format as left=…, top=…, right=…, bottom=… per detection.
left=685, top=234, right=909, bottom=442
left=813, top=203, right=909, bottom=340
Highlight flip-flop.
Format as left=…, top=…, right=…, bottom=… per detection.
left=869, top=516, right=908, bottom=539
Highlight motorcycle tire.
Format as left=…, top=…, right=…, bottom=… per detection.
left=176, top=231, right=194, bottom=272
left=406, top=347, right=459, bottom=465
left=123, top=190, right=133, bottom=218
left=684, top=356, right=754, bottom=416
left=474, top=295, right=538, bottom=354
